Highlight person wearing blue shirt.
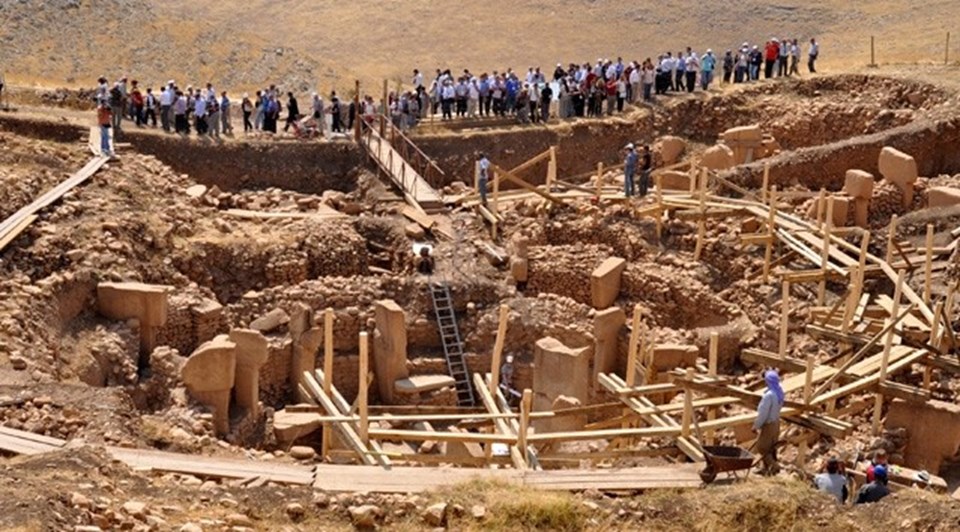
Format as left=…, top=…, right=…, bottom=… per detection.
left=505, top=76, right=519, bottom=115
left=701, top=50, right=716, bottom=90
left=754, top=369, right=784, bottom=475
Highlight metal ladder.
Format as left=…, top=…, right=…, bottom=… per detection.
left=429, top=281, right=475, bottom=406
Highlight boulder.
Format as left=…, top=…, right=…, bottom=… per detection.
left=700, top=144, right=735, bottom=171
left=657, top=136, right=686, bottom=164
left=843, top=170, right=875, bottom=199
left=927, top=186, right=960, bottom=208
left=878, top=147, right=918, bottom=187
left=721, top=124, right=762, bottom=143
left=423, top=503, right=448, bottom=527
left=805, top=195, right=851, bottom=227
left=590, top=257, right=627, bottom=308
left=658, top=170, right=690, bottom=191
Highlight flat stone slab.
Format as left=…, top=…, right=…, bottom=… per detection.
left=394, top=375, right=456, bottom=394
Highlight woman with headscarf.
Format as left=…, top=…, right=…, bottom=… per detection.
left=754, top=369, right=784, bottom=475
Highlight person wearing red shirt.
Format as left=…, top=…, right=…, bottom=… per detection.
left=764, top=40, right=780, bottom=79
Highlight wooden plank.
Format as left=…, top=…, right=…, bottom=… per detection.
left=0, top=214, right=37, bottom=251
left=109, top=447, right=314, bottom=485
left=222, top=209, right=346, bottom=220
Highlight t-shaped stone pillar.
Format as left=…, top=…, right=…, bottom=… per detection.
left=532, top=337, right=590, bottom=433
left=182, top=335, right=236, bottom=436
left=373, top=300, right=409, bottom=404
left=97, top=282, right=172, bottom=366
left=292, top=327, right=324, bottom=402
left=228, top=329, right=268, bottom=413
left=592, top=307, right=625, bottom=385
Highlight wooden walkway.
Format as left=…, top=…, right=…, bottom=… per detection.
left=360, top=126, right=445, bottom=213
left=0, top=425, right=705, bottom=493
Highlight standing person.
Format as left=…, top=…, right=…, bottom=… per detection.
left=685, top=48, right=699, bottom=92
left=623, top=143, right=637, bottom=197
left=220, top=91, right=233, bottom=135
left=330, top=96, right=343, bottom=133
left=629, top=62, right=641, bottom=103
left=616, top=75, right=627, bottom=112
left=674, top=52, right=686, bottom=91
left=754, top=369, right=784, bottom=475
left=539, top=82, right=552, bottom=123
left=144, top=88, right=157, bottom=127
left=779, top=37, right=790, bottom=76
left=721, top=50, right=734, bottom=85
left=440, top=80, right=454, bottom=120
left=808, top=38, right=819, bottom=73
left=642, top=60, right=656, bottom=102
left=477, top=153, right=490, bottom=205
left=701, top=50, right=716, bottom=90
left=764, top=40, right=779, bottom=79
left=750, top=45, right=763, bottom=81
left=528, top=81, right=539, bottom=122
left=109, top=82, right=124, bottom=136
left=605, top=76, right=617, bottom=115
left=311, top=92, right=325, bottom=135
left=159, top=83, right=173, bottom=131
left=283, top=92, right=300, bottom=132
left=855, top=466, right=890, bottom=504
left=639, top=144, right=652, bottom=196
left=789, top=39, right=801, bottom=76
left=735, top=46, right=749, bottom=83
left=468, top=78, right=480, bottom=118
left=173, top=90, right=187, bottom=134
left=129, top=83, right=144, bottom=127
left=253, top=90, right=264, bottom=131
left=241, top=93, right=254, bottom=133
left=814, top=457, right=849, bottom=504
left=193, top=93, right=208, bottom=136
left=207, top=93, right=221, bottom=138
left=96, top=102, right=113, bottom=157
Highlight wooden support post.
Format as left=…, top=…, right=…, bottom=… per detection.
left=924, top=223, right=934, bottom=305
left=818, top=197, right=834, bottom=305
left=353, top=80, right=361, bottom=143
left=547, top=146, right=557, bottom=191
left=926, top=301, right=943, bottom=390
left=694, top=168, right=708, bottom=261
left=779, top=280, right=790, bottom=359
left=492, top=165, right=500, bottom=216
left=655, top=174, right=664, bottom=241
left=380, top=79, right=388, bottom=137
left=761, top=163, right=770, bottom=204
left=873, top=269, right=904, bottom=435
left=763, top=185, right=778, bottom=283
left=474, top=160, right=480, bottom=193
left=518, top=389, right=532, bottom=466
left=886, top=214, right=898, bottom=265
left=489, top=304, right=509, bottom=397
left=625, top=304, right=642, bottom=387
left=688, top=165, right=698, bottom=195
left=321, top=308, right=335, bottom=459
left=947, top=32, right=951, bottom=65
left=804, top=354, right=815, bottom=405
left=595, top=162, right=604, bottom=198
left=706, top=333, right=719, bottom=444
left=358, top=331, right=369, bottom=444
left=870, top=35, right=876, bottom=67
left=681, top=368, right=694, bottom=438
left=816, top=188, right=826, bottom=225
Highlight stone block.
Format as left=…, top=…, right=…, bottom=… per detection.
left=927, top=186, right=960, bottom=208
left=182, top=335, right=237, bottom=435
left=804, top=195, right=850, bottom=227
left=593, top=307, right=625, bottom=382
left=886, top=399, right=960, bottom=474
left=878, top=147, right=918, bottom=187
left=700, top=144, right=735, bottom=171
left=721, top=124, right=762, bottom=143
left=510, top=257, right=528, bottom=283
left=373, top=300, right=409, bottom=404
left=395, top=374, right=456, bottom=394
left=229, top=329, right=268, bottom=411
left=532, top=337, right=590, bottom=434
left=250, top=308, right=290, bottom=333
left=445, top=426, right=484, bottom=461
left=853, top=198, right=869, bottom=228
left=657, top=136, right=686, bottom=164
left=650, top=344, right=699, bottom=371
left=844, top=170, right=875, bottom=200
left=273, top=409, right=322, bottom=443
left=658, top=170, right=690, bottom=191
left=590, top=257, right=626, bottom=309
left=97, top=282, right=171, bottom=327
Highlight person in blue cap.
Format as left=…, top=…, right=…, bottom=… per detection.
left=855, top=464, right=891, bottom=504
left=754, top=368, right=784, bottom=475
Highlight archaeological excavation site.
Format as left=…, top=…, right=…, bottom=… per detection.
left=3, top=72, right=960, bottom=530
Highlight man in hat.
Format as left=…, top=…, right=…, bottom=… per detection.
left=701, top=50, right=716, bottom=90
left=477, top=153, right=490, bottom=205
left=500, top=354, right=518, bottom=400
left=96, top=101, right=113, bottom=158
left=855, top=465, right=890, bottom=504
left=814, top=457, right=849, bottom=503
left=623, top=143, right=638, bottom=197
left=639, top=145, right=652, bottom=197
left=754, top=369, right=784, bottom=475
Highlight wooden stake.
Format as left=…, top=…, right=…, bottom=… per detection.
left=761, top=163, right=770, bottom=204
left=547, top=146, right=557, bottom=191
left=655, top=174, right=664, bottom=241
left=926, top=301, right=943, bottom=390
left=841, top=232, right=871, bottom=347
left=489, top=304, right=509, bottom=397
left=518, top=389, right=532, bottom=466
left=886, top=214, right=898, bottom=265
left=595, top=162, right=604, bottom=198
left=924, top=223, right=934, bottom=305
left=492, top=165, right=500, bottom=216
left=321, top=308, right=335, bottom=459
left=947, top=32, right=951, bottom=65
left=804, top=354, right=815, bottom=405
left=625, top=304, right=642, bottom=387
left=706, top=333, right=719, bottom=444
left=681, top=368, right=694, bottom=438
left=779, top=280, right=790, bottom=359
left=870, top=35, right=876, bottom=67
left=694, top=168, right=708, bottom=261
left=474, top=160, right=480, bottom=193
left=380, top=79, right=388, bottom=137
left=818, top=197, right=834, bottom=305
left=358, top=331, right=369, bottom=444
left=689, top=165, right=698, bottom=195
left=763, top=185, right=778, bottom=283
left=353, top=80, right=361, bottom=142
left=816, top=188, right=826, bottom=225
left=873, top=269, right=904, bottom=435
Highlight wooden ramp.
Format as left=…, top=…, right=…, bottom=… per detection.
left=360, top=126, right=445, bottom=213
left=110, top=447, right=315, bottom=485
left=0, top=153, right=109, bottom=252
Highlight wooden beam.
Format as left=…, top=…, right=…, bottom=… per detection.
left=321, top=308, right=335, bottom=459
left=358, top=331, right=369, bottom=444
left=493, top=163, right=566, bottom=206
left=489, top=304, right=509, bottom=397
left=924, top=224, right=934, bottom=305
left=518, top=389, right=532, bottom=467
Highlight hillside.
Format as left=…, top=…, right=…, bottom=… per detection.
left=1, top=0, right=957, bottom=94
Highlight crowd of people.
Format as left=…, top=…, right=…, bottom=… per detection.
left=91, top=37, right=821, bottom=152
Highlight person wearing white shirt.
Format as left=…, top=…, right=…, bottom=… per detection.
left=808, top=38, right=819, bottom=73
left=440, top=81, right=455, bottom=120
left=684, top=48, right=700, bottom=93
left=628, top=65, right=641, bottom=102
left=412, top=69, right=423, bottom=90
left=159, top=86, right=173, bottom=131
left=789, top=39, right=801, bottom=76
left=467, top=79, right=480, bottom=118
left=193, top=96, right=207, bottom=135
